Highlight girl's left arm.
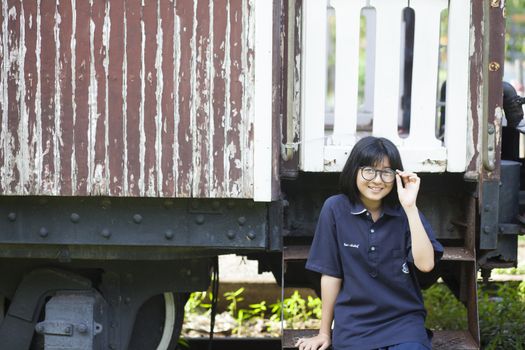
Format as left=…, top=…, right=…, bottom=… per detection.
left=396, top=171, right=435, bottom=272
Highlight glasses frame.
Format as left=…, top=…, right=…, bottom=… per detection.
left=359, top=166, right=396, bottom=183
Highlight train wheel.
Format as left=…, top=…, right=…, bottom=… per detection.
left=129, top=292, right=187, bottom=350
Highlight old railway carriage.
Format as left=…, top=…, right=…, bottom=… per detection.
left=0, top=0, right=522, bottom=349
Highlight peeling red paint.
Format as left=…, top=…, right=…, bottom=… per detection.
left=0, top=0, right=257, bottom=198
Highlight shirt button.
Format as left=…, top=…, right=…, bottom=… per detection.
left=370, top=229, right=375, bottom=233
left=370, top=246, right=376, bottom=251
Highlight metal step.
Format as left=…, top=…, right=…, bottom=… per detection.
left=432, top=330, right=478, bottom=350
left=283, top=246, right=475, bottom=262
left=283, top=245, right=310, bottom=261
left=282, top=329, right=478, bottom=349
left=442, top=247, right=475, bottom=261
left=282, top=329, right=320, bottom=349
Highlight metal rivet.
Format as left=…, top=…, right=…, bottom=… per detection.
left=195, top=215, right=205, bottom=225
left=64, top=326, right=72, bottom=334
left=70, top=213, right=80, bottom=223
left=491, top=0, right=500, bottom=7
left=133, top=214, right=143, bottom=224
left=212, top=201, right=221, bottom=210
left=7, top=212, right=16, bottom=222
left=487, top=124, right=495, bottom=135
left=238, top=216, right=246, bottom=226
left=246, top=231, right=256, bottom=240
left=39, top=227, right=49, bottom=238
left=484, top=225, right=491, bottom=234
left=488, top=145, right=494, bottom=151
left=35, top=324, right=44, bottom=333
left=100, top=228, right=111, bottom=238
left=226, top=230, right=236, bottom=239
left=77, top=324, right=88, bottom=334
left=165, top=230, right=174, bottom=240
left=489, top=61, right=500, bottom=72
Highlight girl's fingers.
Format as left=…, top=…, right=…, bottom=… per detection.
left=395, top=173, right=403, bottom=189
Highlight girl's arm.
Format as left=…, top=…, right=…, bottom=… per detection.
left=396, top=171, right=435, bottom=272
left=296, top=274, right=342, bottom=350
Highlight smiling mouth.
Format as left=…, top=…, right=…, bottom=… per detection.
left=368, top=186, right=383, bottom=192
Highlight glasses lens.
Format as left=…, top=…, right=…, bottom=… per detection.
left=381, top=170, right=395, bottom=183
left=361, top=167, right=376, bottom=180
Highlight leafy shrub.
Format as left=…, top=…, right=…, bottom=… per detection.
left=479, top=281, right=525, bottom=350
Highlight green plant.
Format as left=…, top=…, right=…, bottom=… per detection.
left=248, top=300, right=267, bottom=319
left=307, top=295, right=322, bottom=320
left=479, top=281, right=525, bottom=350
left=423, top=284, right=467, bottom=331
left=224, top=287, right=244, bottom=316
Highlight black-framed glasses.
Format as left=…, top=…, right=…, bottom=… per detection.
left=359, top=166, right=396, bottom=183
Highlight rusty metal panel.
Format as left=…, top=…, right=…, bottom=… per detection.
left=0, top=0, right=256, bottom=198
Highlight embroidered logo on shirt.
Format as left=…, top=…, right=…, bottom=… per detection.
left=343, top=243, right=359, bottom=248
left=402, top=262, right=410, bottom=274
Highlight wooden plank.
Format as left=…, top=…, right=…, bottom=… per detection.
left=74, top=0, right=91, bottom=194
left=211, top=0, right=228, bottom=197
left=300, top=0, right=327, bottom=171
left=91, top=0, right=109, bottom=194
left=175, top=0, right=194, bottom=197
left=254, top=0, right=273, bottom=201
left=369, top=0, right=406, bottom=144
left=330, top=0, right=363, bottom=146
left=445, top=0, right=470, bottom=172
left=108, top=0, right=125, bottom=196
left=143, top=0, right=158, bottom=196
left=405, top=0, right=447, bottom=149
left=58, top=0, right=73, bottom=195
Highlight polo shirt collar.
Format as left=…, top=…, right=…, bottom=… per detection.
left=349, top=200, right=402, bottom=217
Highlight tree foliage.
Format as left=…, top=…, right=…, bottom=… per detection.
left=506, top=0, right=525, bottom=61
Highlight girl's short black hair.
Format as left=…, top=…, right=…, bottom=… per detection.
left=339, top=136, right=403, bottom=207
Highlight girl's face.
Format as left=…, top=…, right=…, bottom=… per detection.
left=356, top=157, right=395, bottom=208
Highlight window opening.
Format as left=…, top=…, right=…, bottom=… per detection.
left=357, top=7, right=376, bottom=131
left=398, top=7, right=415, bottom=138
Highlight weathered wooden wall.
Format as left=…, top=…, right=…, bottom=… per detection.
left=0, top=0, right=256, bottom=198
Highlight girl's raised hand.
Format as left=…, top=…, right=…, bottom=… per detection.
left=295, top=333, right=331, bottom=350
left=395, top=170, right=420, bottom=209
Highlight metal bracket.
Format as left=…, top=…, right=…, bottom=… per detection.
left=479, top=180, right=499, bottom=249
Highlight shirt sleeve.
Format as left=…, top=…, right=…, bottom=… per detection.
left=305, top=199, right=343, bottom=278
left=406, top=211, right=444, bottom=264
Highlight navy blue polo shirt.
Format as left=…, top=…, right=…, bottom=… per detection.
left=306, top=194, right=443, bottom=350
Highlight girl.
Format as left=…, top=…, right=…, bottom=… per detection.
left=296, top=136, right=443, bottom=350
